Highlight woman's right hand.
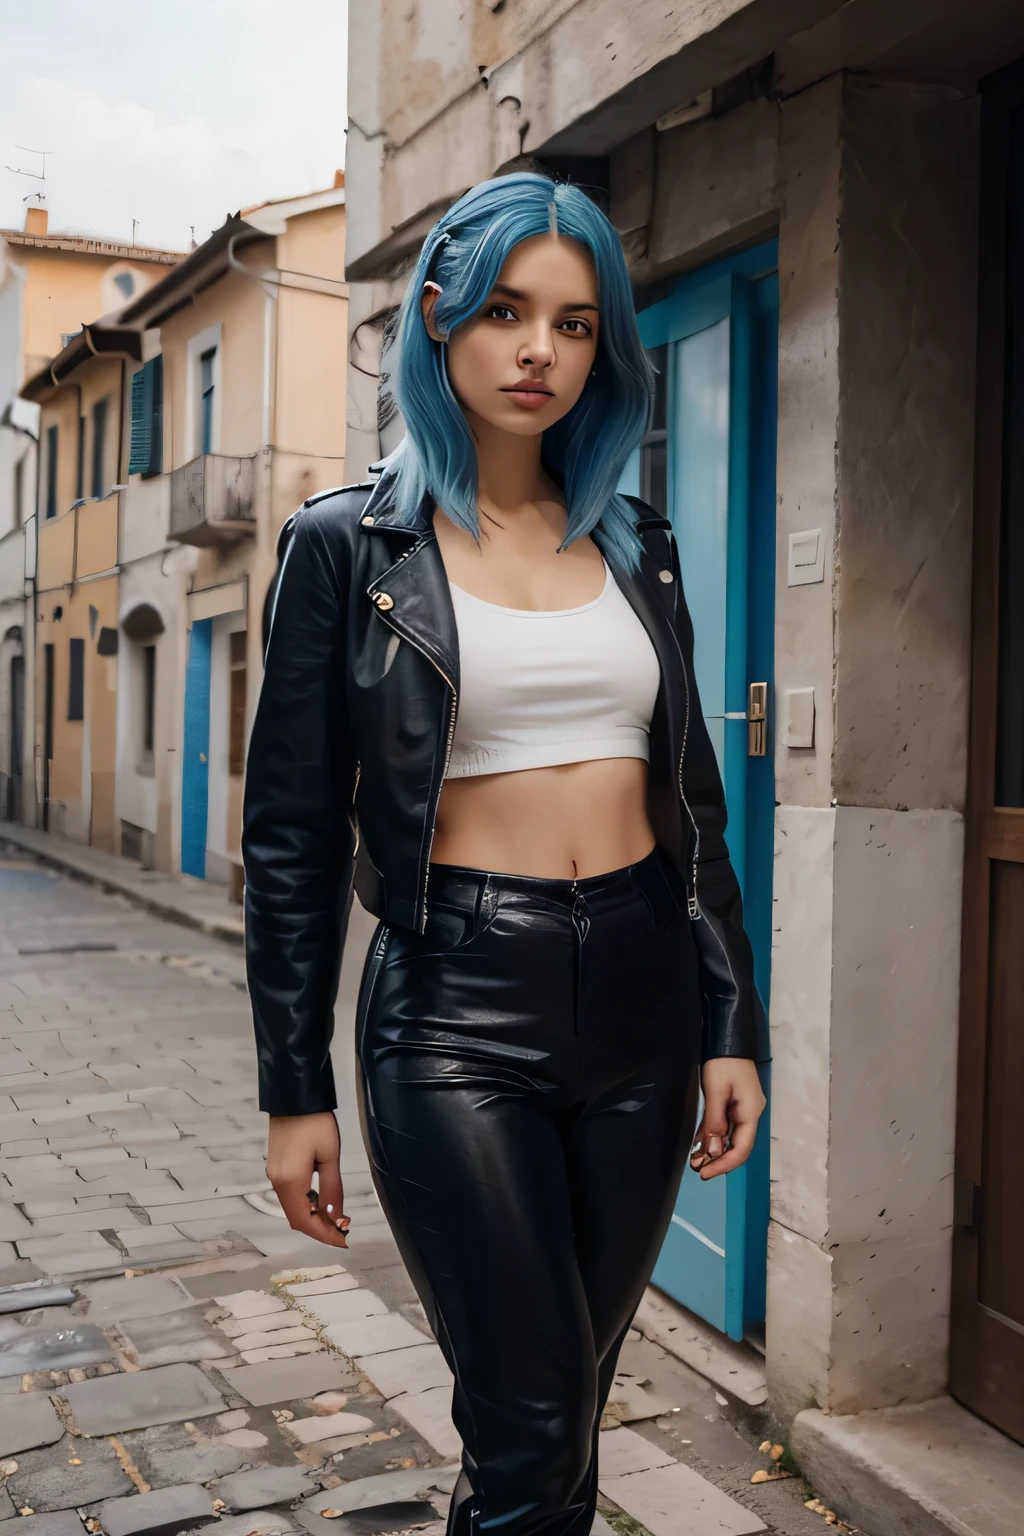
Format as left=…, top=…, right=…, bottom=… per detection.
left=266, top=1112, right=351, bottom=1248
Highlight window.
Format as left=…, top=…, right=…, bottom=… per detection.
left=13, top=457, right=23, bottom=530
left=128, top=356, right=163, bottom=477
left=76, top=415, right=85, bottom=501
left=68, top=638, right=85, bottom=722
left=200, top=346, right=216, bottom=455
left=229, top=630, right=247, bottom=776
left=638, top=343, right=668, bottom=517
left=45, top=425, right=58, bottom=518
left=91, top=397, right=109, bottom=499
left=141, top=644, right=156, bottom=759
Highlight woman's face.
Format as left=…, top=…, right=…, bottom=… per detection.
left=421, top=232, right=600, bottom=438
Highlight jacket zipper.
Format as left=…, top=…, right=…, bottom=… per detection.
left=368, top=592, right=457, bottom=932
left=422, top=687, right=459, bottom=927
left=662, top=569, right=702, bottom=920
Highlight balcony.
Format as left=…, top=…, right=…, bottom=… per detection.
left=169, top=454, right=256, bottom=546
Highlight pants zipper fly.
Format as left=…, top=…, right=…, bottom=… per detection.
left=570, top=863, right=590, bottom=1039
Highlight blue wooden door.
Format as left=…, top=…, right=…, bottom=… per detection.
left=181, top=618, right=212, bottom=879
left=621, top=243, right=778, bottom=1340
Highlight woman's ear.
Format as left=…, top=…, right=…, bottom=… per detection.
left=421, top=282, right=446, bottom=343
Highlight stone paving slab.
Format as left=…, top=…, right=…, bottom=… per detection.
left=327, top=1312, right=429, bottom=1358
left=60, top=1362, right=225, bottom=1435
left=221, top=1353, right=362, bottom=1407
left=97, top=1483, right=218, bottom=1536
left=0, top=1391, right=64, bottom=1456
left=0, top=1319, right=115, bottom=1375
left=191, top=1513, right=295, bottom=1536
left=120, top=1309, right=238, bottom=1368
left=597, top=1426, right=676, bottom=1479
left=355, top=1343, right=453, bottom=1398
left=119, top=1422, right=246, bottom=1488
left=599, top=1461, right=768, bottom=1536
left=0, top=1513, right=88, bottom=1536
left=210, top=1464, right=316, bottom=1511
left=296, top=1287, right=388, bottom=1325
left=386, top=1385, right=461, bottom=1459
left=81, top=1273, right=197, bottom=1324
left=282, top=1272, right=358, bottom=1298
left=7, top=1432, right=136, bottom=1510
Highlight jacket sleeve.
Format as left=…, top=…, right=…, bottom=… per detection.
left=242, top=508, right=358, bottom=1115
left=667, top=529, right=770, bottom=1065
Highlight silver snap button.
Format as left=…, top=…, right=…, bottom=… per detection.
left=374, top=592, right=394, bottom=611
left=659, top=568, right=674, bottom=583
left=361, top=514, right=375, bottom=526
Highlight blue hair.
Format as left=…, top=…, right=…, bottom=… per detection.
left=377, top=173, right=654, bottom=570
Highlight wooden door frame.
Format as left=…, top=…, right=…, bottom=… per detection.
left=950, top=53, right=1024, bottom=1444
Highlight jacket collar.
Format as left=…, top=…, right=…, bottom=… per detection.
left=361, top=478, right=677, bottom=710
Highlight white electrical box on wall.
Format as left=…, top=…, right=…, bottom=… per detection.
left=783, top=687, right=816, bottom=749
left=788, top=528, right=825, bottom=586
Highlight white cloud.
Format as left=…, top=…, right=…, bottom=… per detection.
left=0, top=0, right=348, bottom=250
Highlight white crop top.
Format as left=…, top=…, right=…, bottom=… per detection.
left=445, top=560, right=661, bottom=780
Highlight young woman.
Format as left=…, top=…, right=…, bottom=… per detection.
left=243, top=172, right=769, bottom=1536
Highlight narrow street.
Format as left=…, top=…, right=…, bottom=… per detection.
left=0, top=840, right=840, bottom=1536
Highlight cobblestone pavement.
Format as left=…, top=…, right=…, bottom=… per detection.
left=0, top=842, right=846, bottom=1536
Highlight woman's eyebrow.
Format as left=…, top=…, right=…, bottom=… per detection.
left=489, top=282, right=599, bottom=313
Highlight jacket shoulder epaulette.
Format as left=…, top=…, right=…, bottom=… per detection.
left=301, top=480, right=375, bottom=508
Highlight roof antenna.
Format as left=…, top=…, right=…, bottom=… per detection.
left=132, top=218, right=139, bottom=246
left=5, top=145, right=51, bottom=186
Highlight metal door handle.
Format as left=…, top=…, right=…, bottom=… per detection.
left=747, top=683, right=768, bottom=757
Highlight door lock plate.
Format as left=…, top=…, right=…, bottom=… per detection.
left=747, top=682, right=768, bottom=757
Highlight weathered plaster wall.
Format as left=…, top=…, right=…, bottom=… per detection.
left=833, top=80, right=977, bottom=814
left=765, top=75, right=977, bottom=1428
left=347, top=0, right=848, bottom=277
left=610, top=98, right=780, bottom=284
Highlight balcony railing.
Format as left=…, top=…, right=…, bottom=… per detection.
left=169, top=454, right=256, bottom=546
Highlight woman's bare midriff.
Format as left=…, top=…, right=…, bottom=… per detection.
left=429, top=756, right=656, bottom=879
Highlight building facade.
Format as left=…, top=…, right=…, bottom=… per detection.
left=22, top=322, right=142, bottom=847
left=345, top=0, right=1024, bottom=1508
left=108, top=178, right=350, bottom=887
left=0, top=205, right=180, bottom=826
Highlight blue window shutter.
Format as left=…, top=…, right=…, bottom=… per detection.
left=128, top=357, right=163, bottom=477
left=128, top=368, right=149, bottom=474
left=146, top=355, right=163, bottom=477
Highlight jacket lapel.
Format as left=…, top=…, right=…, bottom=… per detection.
left=363, top=483, right=460, bottom=692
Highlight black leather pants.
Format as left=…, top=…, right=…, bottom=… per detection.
left=354, top=848, right=702, bottom=1536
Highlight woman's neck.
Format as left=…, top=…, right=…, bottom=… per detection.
left=468, top=412, right=557, bottom=513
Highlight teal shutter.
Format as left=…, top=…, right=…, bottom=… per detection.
left=128, top=367, right=150, bottom=474
left=146, top=355, right=163, bottom=477
left=128, top=358, right=163, bottom=477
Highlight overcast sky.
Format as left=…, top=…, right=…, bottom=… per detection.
left=0, top=0, right=348, bottom=253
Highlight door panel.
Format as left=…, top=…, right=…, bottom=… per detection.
left=951, top=57, right=1024, bottom=1446
left=181, top=618, right=212, bottom=879
left=631, top=243, right=778, bottom=1340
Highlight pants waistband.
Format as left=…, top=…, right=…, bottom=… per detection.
left=426, top=845, right=680, bottom=915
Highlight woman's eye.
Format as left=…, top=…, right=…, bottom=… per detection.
left=486, top=304, right=517, bottom=321
left=560, top=318, right=593, bottom=336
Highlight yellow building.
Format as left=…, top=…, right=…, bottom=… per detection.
left=22, top=321, right=145, bottom=846
left=0, top=205, right=180, bottom=826
left=113, top=175, right=349, bottom=887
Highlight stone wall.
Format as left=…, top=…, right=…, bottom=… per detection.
left=766, top=75, right=978, bottom=1427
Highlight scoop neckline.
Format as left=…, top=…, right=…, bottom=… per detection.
left=449, top=560, right=612, bottom=618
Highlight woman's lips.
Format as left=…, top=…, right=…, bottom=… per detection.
left=501, top=384, right=554, bottom=410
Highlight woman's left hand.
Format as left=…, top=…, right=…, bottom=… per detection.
left=690, top=1058, right=766, bottom=1180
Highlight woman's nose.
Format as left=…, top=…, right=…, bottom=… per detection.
left=518, top=326, right=555, bottom=369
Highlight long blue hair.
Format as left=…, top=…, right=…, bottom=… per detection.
left=377, top=172, right=654, bottom=570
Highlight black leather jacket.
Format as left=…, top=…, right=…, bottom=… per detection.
left=242, top=473, right=769, bottom=1115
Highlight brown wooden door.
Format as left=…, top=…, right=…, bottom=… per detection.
left=951, top=56, right=1024, bottom=1446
